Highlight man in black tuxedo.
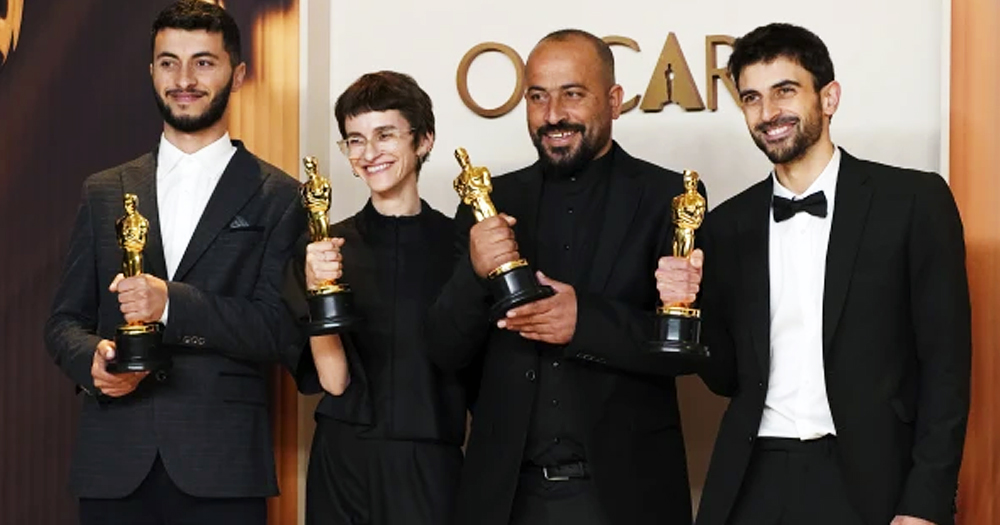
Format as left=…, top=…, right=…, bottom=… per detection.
left=427, top=29, right=700, bottom=525
left=657, top=23, right=971, bottom=525
left=44, top=2, right=304, bottom=524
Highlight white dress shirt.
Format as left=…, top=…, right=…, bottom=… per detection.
left=758, top=147, right=841, bottom=440
left=155, top=133, right=237, bottom=322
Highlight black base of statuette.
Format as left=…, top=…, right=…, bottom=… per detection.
left=488, top=264, right=555, bottom=321
left=108, top=322, right=171, bottom=376
left=646, top=313, right=709, bottom=357
left=308, top=286, right=361, bottom=335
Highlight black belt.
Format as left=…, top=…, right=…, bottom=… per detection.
left=524, top=461, right=590, bottom=481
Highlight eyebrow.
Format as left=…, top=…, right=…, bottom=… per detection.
left=346, top=125, right=400, bottom=137
left=154, top=51, right=220, bottom=60
left=738, top=79, right=802, bottom=98
left=526, top=83, right=589, bottom=92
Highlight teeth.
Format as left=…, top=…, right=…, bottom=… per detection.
left=547, top=131, right=574, bottom=139
left=365, top=163, right=391, bottom=173
left=767, top=125, right=791, bottom=136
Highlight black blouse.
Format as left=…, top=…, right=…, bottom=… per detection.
left=303, top=200, right=472, bottom=446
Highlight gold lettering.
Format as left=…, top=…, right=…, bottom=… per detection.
left=705, top=35, right=738, bottom=111
left=0, top=0, right=25, bottom=66
left=640, top=32, right=705, bottom=112
left=456, top=42, right=525, bottom=119
left=603, top=35, right=641, bottom=113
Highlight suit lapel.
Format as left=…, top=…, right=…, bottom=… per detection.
left=822, top=150, right=872, bottom=356
left=172, top=144, right=266, bottom=282
left=586, top=147, right=643, bottom=293
left=736, top=178, right=773, bottom=379
left=119, top=153, right=168, bottom=281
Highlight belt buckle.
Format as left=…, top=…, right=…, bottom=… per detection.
left=542, top=466, right=570, bottom=482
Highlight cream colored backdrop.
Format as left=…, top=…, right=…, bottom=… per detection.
left=297, top=0, right=948, bottom=521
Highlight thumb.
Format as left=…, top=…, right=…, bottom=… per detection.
left=536, top=271, right=564, bottom=290
left=689, top=249, right=704, bottom=269
left=108, top=273, right=125, bottom=292
left=330, top=237, right=346, bottom=248
left=499, top=213, right=517, bottom=227
left=97, top=340, right=117, bottom=360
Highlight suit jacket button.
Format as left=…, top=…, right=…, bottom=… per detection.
left=758, top=381, right=764, bottom=389
left=182, top=336, right=192, bottom=344
left=525, top=369, right=536, bottom=382
left=197, top=337, right=206, bottom=345
left=748, top=435, right=755, bottom=443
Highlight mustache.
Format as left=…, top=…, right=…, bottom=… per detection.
left=536, top=121, right=586, bottom=140
left=755, top=115, right=799, bottom=134
left=165, top=88, right=209, bottom=97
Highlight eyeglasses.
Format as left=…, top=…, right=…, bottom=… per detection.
left=337, top=127, right=415, bottom=159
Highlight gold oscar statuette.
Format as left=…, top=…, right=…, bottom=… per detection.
left=108, top=194, right=169, bottom=374
left=648, top=170, right=708, bottom=356
left=453, top=147, right=553, bottom=320
left=300, top=156, right=359, bottom=334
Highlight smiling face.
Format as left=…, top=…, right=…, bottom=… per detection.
left=150, top=28, right=245, bottom=135
left=524, top=36, right=622, bottom=176
left=736, top=56, right=838, bottom=166
left=342, top=109, right=432, bottom=199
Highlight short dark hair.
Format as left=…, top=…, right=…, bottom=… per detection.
left=151, top=0, right=242, bottom=67
left=334, top=71, right=436, bottom=167
left=538, top=29, right=615, bottom=86
left=728, top=23, right=834, bottom=91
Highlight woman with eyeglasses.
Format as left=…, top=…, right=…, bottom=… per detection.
left=297, top=71, right=475, bottom=525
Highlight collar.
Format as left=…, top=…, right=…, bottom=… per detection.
left=157, top=132, right=236, bottom=176
left=772, top=146, right=841, bottom=204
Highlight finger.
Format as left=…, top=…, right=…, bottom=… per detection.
left=108, top=273, right=125, bottom=292
left=535, top=271, right=569, bottom=292
left=507, top=295, right=556, bottom=318
left=689, top=249, right=704, bottom=268
left=329, top=237, right=346, bottom=248
left=96, top=340, right=116, bottom=361
left=306, top=240, right=335, bottom=253
left=498, top=213, right=517, bottom=227
left=657, top=256, right=694, bottom=272
left=504, top=315, right=552, bottom=331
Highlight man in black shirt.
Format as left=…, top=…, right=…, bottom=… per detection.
left=428, top=29, right=702, bottom=525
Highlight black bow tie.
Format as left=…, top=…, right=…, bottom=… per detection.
left=772, top=191, right=828, bottom=222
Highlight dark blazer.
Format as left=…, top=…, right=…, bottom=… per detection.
left=427, top=143, right=699, bottom=525
left=44, top=141, right=306, bottom=499
left=695, top=150, right=971, bottom=525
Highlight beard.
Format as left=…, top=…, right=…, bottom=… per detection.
left=153, top=74, right=233, bottom=133
left=751, top=102, right=823, bottom=165
left=531, top=120, right=605, bottom=178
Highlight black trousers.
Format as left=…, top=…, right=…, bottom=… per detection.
left=727, top=436, right=865, bottom=525
left=306, top=416, right=462, bottom=525
left=508, top=467, right=611, bottom=525
left=78, top=455, right=266, bottom=525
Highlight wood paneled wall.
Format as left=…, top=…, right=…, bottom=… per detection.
left=225, top=2, right=301, bottom=524
left=951, top=1, right=1000, bottom=523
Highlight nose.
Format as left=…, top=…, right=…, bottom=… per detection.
left=177, top=62, right=198, bottom=90
left=361, top=138, right=379, bottom=162
left=545, top=95, right=567, bottom=124
left=761, top=96, right=781, bottom=123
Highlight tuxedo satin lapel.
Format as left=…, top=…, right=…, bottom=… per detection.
left=172, top=146, right=265, bottom=282
left=119, top=153, right=168, bottom=281
left=512, top=165, right=544, bottom=264
left=587, top=159, right=642, bottom=293
left=737, top=178, right=773, bottom=379
left=822, top=151, right=872, bottom=357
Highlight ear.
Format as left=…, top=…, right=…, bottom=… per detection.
left=608, top=83, right=625, bottom=120
left=230, top=62, right=247, bottom=93
left=820, top=80, right=841, bottom=119
left=149, top=62, right=154, bottom=79
left=417, top=131, right=435, bottom=160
